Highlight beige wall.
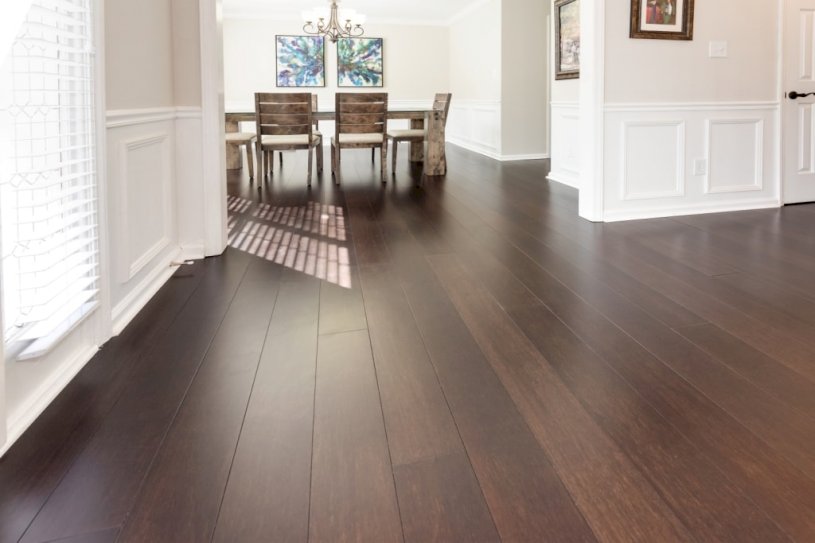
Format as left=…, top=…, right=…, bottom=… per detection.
left=604, top=0, right=778, bottom=103
left=105, top=0, right=175, bottom=109
left=449, top=0, right=502, bottom=101
left=223, top=19, right=450, bottom=109
left=502, top=0, right=549, bottom=156
left=172, top=0, right=203, bottom=107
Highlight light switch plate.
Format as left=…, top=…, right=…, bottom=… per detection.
left=709, top=41, right=728, bottom=58
left=693, top=158, right=708, bottom=176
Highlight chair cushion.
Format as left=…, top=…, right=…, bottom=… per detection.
left=387, top=129, right=424, bottom=139
left=225, top=132, right=256, bottom=143
left=334, top=133, right=385, bottom=145
left=261, top=134, right=320, bottom=146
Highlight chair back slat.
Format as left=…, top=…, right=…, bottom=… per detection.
left=311, top=94, right=320, bottom=130
left=255, top=92, right=313, bottom=137
left=335, top=93, right=388, bottom=139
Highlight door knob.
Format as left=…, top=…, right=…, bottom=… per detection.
left=789, top=91, right=815, bottom=100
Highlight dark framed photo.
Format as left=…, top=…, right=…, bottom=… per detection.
left=275, top=35, right=326, bottom=87
left=554, top=0, right=580, bottom=80
left=630, top=0, right=695, bottom=40
left=337, top=37, right=384, bottom=87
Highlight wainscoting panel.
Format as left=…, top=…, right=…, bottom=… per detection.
left=604, top=102, right=780, bottom=221
left=446, top=100, right=502, bottom=159
left=549, top=102, right=580, bottom=189
left=705, top=119, right=764, bottom=194
left=106, top=108, right=192, bottom=333
left=622, top=120, right=685, bottom=200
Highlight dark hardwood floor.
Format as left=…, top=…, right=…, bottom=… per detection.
left=3, top=145, right=815, bottom=542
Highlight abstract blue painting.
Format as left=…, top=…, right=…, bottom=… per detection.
left=337, top=37, right=383, bottom=87
left=276, top=35, right=326, bottom=87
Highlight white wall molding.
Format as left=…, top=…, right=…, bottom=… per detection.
left=119, top=133, right=174, bottom=282
left=605, top=101, right=781, bottom=113
left=447, top=99, right=502, bottom=159
left=604, top=197, right=781, bottom=223
left=550, top=102, right=580, bottom=190
left=621, top=120, right=686, bottom=201
left=603, top=102, right=780, bottom=221
left=705, top=118, right=765, bottom=194
left=111, top=250, right=181, bottom=335
left=106, top=106, right=203, bottom=128
left=578, top=0, right=605, bottom=222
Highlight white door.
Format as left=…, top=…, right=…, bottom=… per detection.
left=784, top=1, right=815, bottom=203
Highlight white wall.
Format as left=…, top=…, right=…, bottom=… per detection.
left=549, top=2, right=581, bottom=189
left=223, top=17, right=450, bottom=135
left=501, top=0, right=549, bottom=158
left=601, top=0, right=780, bottom=220
left=447, top=0, right=503, bottom=157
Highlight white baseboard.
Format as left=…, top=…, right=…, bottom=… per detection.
left=499, top=153, right=550, bottom=162
left=447, top=138, right=501, bottom=160
left=547, top=171, right=580, bottom=189
left=603, top=198, right=781, bottom=222
left=1, top=344, right=99, bottom=458
left=180, top=244, right=206, bottom=261
left=111, top=248, right=182, bottom=336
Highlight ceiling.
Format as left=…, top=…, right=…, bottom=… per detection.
left=222, top=0, right=485, bottom=26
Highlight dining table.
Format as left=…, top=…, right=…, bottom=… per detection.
left=224, top=108, right=448, bottom=177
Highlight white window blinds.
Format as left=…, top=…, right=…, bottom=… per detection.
left=1, top=0, right=100, bottom=360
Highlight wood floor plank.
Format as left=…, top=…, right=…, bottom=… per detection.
left=19, top=250, right=253, bottom=543
left=677, top=322, right=815, bottom=417
left=116, top=267, right=281, bottom=542
left=392, top=452, right=499, bottom=543
left=375, top=217, right=598, bottom=542
left=428, top=253, right=694, bottom=543
left=318, top=266, right=367, bottom=335
left=213, top=272, right=320, bottom=543
left=356, top=262, right=500, bottom=542
left=0, top=264, right=205, bottom=543
left=309, top=330, right=403, bottom=543
left=357, top=263, right=462, bottom=466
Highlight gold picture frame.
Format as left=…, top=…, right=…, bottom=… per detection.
left=630, top=0, right=695, bottom=40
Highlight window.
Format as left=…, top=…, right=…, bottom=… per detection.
left=0, top=0, right=100, bottom=360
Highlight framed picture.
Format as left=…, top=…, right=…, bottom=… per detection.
left=630, top=0, right=694, bottom=40
left=337, top=37, right=384, bottom=87
left=554, top=0, right=580, bottom=80
left=276, top=35, right=326, bottom=87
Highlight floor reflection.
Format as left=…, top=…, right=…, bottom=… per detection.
left=227, top=196, right=352, bottom=288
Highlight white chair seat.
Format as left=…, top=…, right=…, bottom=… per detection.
left=261, top=134, right=320, bottom=146
left=387, top=129, right=424, bottom=139
left=225, top=132, right=256, bottom=143
left=334, top=133, right=385, bottom=145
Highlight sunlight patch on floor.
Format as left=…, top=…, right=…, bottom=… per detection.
left=227, top=196, right=353, bottom=288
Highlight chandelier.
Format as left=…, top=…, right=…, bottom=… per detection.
left=302, top=1, right=366, bottom=43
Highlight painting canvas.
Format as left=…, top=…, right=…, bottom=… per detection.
left=337, top=37, right=384, bottom=87
left=276, top=35, right=326, bottom=87
left=630, top=0, right=694, bottom=40
left=555, top=0, right=579, bottom=80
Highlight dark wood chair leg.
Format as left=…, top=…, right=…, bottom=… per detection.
left=391, top=139, right=398, bottom=175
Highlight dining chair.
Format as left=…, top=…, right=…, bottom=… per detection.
left=225, top=131, right=256, bottom=179
left=332, top=92, right=388, bottom=184
left=255, top=92, right=320, bottom=185
left=311, top=94, right=324, bottom=175
left=274, top=94, right=323, bottom=174
left=387, top=93, right=452, bottom=175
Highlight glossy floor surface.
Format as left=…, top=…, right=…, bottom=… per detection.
left=3, top=146, right=815, bottom=542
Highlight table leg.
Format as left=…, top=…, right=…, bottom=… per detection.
left=225, top=120, right=242, bottom=170
left=423, top=112, right=447, bottom=176
left=409, top=118, right=424, bottom=162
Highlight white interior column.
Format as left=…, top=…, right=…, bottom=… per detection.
left=578, top=0, right=605, bottom=221
left=199, top=0, right=228, bottom=257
